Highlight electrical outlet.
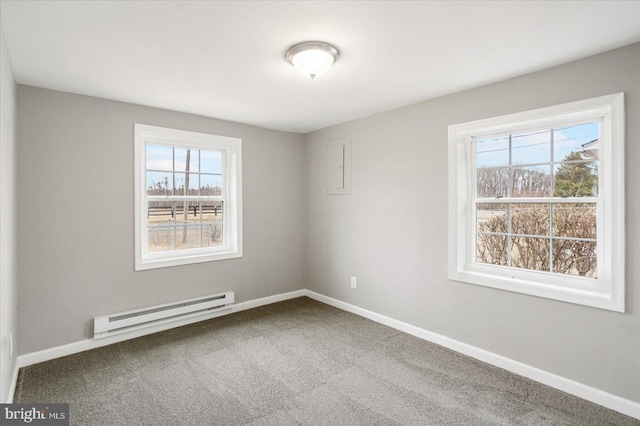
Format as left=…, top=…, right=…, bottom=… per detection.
left=350, top=276, right=357, bottom=289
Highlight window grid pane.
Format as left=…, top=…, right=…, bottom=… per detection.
left=145, top=144, right=225, bottom=254
left=202, top=201, right=224, bottom=247
left=147, top=200, right=225, bottom=253
left=476, top=201, right=599, bottom=276
left=474, top=121, right=600, bottom=278
left=552, top=239, right=597, bottom=278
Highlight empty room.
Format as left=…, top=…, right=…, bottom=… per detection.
left=0, top=1, right=639, bottom=425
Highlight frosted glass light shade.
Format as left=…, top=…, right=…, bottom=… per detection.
left=286, top=42, right=339, bottom=79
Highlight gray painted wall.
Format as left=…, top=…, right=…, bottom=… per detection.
left=17, top=87, right=306, bottom=354
left=0, top=15, right=18, bottom=402
left=305, top=43, right=640, bottom=402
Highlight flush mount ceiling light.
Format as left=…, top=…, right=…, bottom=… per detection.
left=285, top=41, right=340, bottom=79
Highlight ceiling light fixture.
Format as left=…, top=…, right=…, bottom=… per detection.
left=286, top=41, right=339, bottom=79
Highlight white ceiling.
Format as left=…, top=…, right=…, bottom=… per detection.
left=1, top=1, right=639, bottom=134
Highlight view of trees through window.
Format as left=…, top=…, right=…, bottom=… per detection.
left=474, top=122, right=599, bottom=278
left=145, top=145, right=224, bottom=253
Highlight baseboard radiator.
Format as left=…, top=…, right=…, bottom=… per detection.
left=94, top=291, right=235, bottom=339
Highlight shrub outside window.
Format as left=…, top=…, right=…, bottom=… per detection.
left=135, top=124, right=242, bottom=271
left=448, top=94, right=624, bottom=311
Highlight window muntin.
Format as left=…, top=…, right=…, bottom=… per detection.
left=473, top=122, right=600, bottom=279
left=135, top=124, right=242, bottom=271
left=448, top=93, right=624, bottom=312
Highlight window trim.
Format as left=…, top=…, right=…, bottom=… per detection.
left=134, top=124, right=243, bottom=271
left=448, top=93, right=624, bottom=312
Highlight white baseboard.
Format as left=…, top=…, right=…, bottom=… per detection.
left=304, top=290, right=640, bottom=420
left=13, top=288, right=639, bottom=420
left=17, top=289, right=306, bottom=369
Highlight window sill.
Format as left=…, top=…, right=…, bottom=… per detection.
left=449, top=268, right=623, bottom=312
left=135, top=249, right=242, bottom=271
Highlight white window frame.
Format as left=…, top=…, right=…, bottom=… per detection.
left=134, top=124, right=242, bottom=271
left=448, top=93, right=624, bottom=312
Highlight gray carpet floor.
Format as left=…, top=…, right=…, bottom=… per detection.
left=14, top=297, right=639, bottom=425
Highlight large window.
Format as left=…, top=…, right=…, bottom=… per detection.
left=134, top=124, right=242, bottom=271
left=448, top=94, right=624, bottom=311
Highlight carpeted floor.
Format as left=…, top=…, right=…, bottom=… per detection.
left=14, top=297, right=638, bottom=425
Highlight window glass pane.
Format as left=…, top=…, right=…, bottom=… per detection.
left=511, top=236, right=549, bottom=272
left=147, top=196, right=176, bottom=254
left=203, top=223, right=223, bottom=247
left=200, top=174, right=223, bottom=196
left=476, top=167, right=510, bottom=198
left=511, top=165, right=551, bottom=197
left=175, top=148, right=199, bottom=172
left=148, top=201, right=175, bottom=227
left=553, top=122, right=600, bottom=162
left=187, top=173, right=199, bottom=195
left=178, top=201, right=204, bottom=250
left=553, top=161, right=598, bottom=197
left=552, top=203, right=596, bottom=239
left=512, top=130, right=551, bottom=165
left=476, top=234, right=507, bottom=266
left=476, top=136, right=509, bottom=169
left=146, top=145, right=173, bottom=171
left=476, top=203, right=508, bottom=234
left=148, top=227, right=175, bottom=252
left=174, top=173, right=185, bottom=194
left=146, top=171, right=172, bottom=196
left=511, top=204, right=549, bottom=236
left=202, top=201, right=223, bottom=221
left=201, top=150, right=223, bottom=174
left=175, top=200, right=199, bottom=222
left=202, top=201, right=224, bottom=246
left=173, top=173, right=199, bottom=195
left=175, top=224, right=202, bottom=250
left=552, top=239, right=597, bottom=278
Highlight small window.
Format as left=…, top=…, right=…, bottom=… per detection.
left=135, top=124, right=242, bottom=271
left=448, top=94, right=624, bottom=311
